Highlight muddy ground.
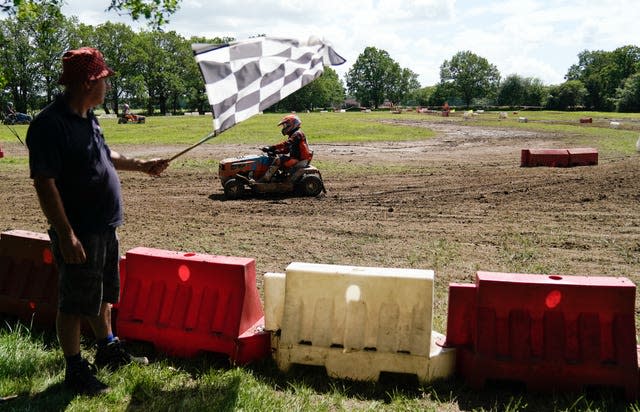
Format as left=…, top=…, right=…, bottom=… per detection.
left=1, top=118, right=639, bottom=331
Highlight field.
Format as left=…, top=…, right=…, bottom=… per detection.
left=0, top=110, right=639, bottom=411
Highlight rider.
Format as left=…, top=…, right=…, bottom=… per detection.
left=6, top=101, right=32, bottom=123
left=6, top=102, right=16, bottom=116
left=259, top=114, right=312, bottom=182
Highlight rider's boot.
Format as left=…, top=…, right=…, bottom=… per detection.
left=259, top=164, right=280, bottom=182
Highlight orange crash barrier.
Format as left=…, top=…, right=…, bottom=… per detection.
left=521, top=148, right=597, bottom=167
left=0, top=230, right=58, bottom=328
left=568, top=148, right=598, bottom=166
left=520, top=149, right=569, bottom=167
left=116, top=247, right=270, bottom=364
left=445, top=271, right=639, bottom=399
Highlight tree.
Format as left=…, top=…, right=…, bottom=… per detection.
left=497, top=74, right=547, bottom=107
left=107, top=0, right=179, bottom=28
left=132, top=30, right=189, bottom=115
left=273, top=67, right=345, bottom=112
left=545, top=80, right=587, bottom=110
left=566, top=46, right=640, bottom=110
left=407, top=86, right=435, bottom=107
left=19, top=2, right=78, bottom=104
left=522, top=77, right=548, bottom=107
left=0, top=16, right=39, bottom=113
left=386, top=67, right=420, bottom=106
left=497, top=74, right=526, bottom=106
left=1, top=0, right=180, bottom=28
left=439, top=50, right=500, bottom=108
left=346, top=47, right=420, bottom=109
left=346, top=47, right=393, bottom=108
left=77, top=21, right=138, bottom=114
left=615, top=72, right=640, bottom=112
left=427, top=82, right=460, bottom=107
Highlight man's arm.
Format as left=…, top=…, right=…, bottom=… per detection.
left=33, top=177, right=86, bottom=264
left=110, top=150, right=169, bottom=176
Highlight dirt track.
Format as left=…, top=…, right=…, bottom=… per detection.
left=2, top=118, right=639, bottom=330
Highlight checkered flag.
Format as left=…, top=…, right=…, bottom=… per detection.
left=193, top=37, right=346, bottom=135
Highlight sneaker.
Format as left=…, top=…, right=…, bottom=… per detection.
left=95, top=337, right=149, bottom=370
left=64, top=358, right=109, bottom=396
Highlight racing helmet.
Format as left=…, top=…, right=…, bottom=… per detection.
left=278, top=114, right=301, bottom=135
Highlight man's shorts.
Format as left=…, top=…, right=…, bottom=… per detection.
left=49, top=228, right=120, bottom=316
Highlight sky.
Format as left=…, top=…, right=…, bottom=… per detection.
left=61, top=0, right=640, bottom=87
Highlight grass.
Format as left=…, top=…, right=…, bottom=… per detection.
left=2, top=110, right=638, bottom=156
left=1, top=318, right=635, bottom=411
left=1, top=110, right=640, bottom=411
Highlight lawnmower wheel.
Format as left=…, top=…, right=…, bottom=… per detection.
left=223, top=178, right=245, bottom=200
left=298, top=174, right=323, bottom=197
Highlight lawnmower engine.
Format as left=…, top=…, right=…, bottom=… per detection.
left=218, top=152, right=325, bottom=200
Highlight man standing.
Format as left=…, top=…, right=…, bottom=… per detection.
left=26, top=47, right=169, bottom=396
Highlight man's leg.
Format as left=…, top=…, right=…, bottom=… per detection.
left=57, top=309, right=109, bottom=395
left=50, top=229, right=110, bottom=395
left=94, top=230, right=148, bottom=370
left=56, top=311, right=82, bottom=356
left=85, top=302, right=112, bottom=341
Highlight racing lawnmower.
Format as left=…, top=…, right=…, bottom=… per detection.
left=118, top=113, right=146, bottom=124
left=218, top=148, right=325, bottom=200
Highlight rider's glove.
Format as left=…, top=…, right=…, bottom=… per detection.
left=261, top=146, right=273, bottom=153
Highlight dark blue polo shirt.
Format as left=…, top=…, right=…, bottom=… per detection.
left=26, top=95, right=123, bottom=234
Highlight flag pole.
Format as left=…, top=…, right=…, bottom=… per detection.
left=168, top=131, right=217, bottom=162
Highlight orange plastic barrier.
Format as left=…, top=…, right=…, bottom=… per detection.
left=580, top=117, right=593, bottom=123
left=0, top=145, right=4, bottom=158
left=0, top=230, right=57, bottom=328
left=568, top=147, right=598, bottom=166
left=520, top=149, right=570, bottom=167
left=445, top=271, right=639, bottom=399
left=116, top=247, right=270, bottom=364
left=521, top=148, right=597, bottom=167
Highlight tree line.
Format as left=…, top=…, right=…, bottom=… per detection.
left=401, top=46, right=640, bottom=111
left=0, top=2, right=346, bottom=116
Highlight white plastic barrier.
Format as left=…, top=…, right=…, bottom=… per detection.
left=264, top=262, right=455, bottom=382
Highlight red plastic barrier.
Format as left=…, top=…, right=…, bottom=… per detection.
left=0, top=145, right=4, bottom=158
left=444, top=283, right=476, bottom=347
left=568, top=147, right=598, bottom=166
left=445, top=271, right=639, bottom=399
left=520, top=149, right=570, bottom=167
left=116, top=247, right=270, bottom=364
left=0, top=230, right=58, bottom=327
left=580, top=117, right=593, bottom=123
